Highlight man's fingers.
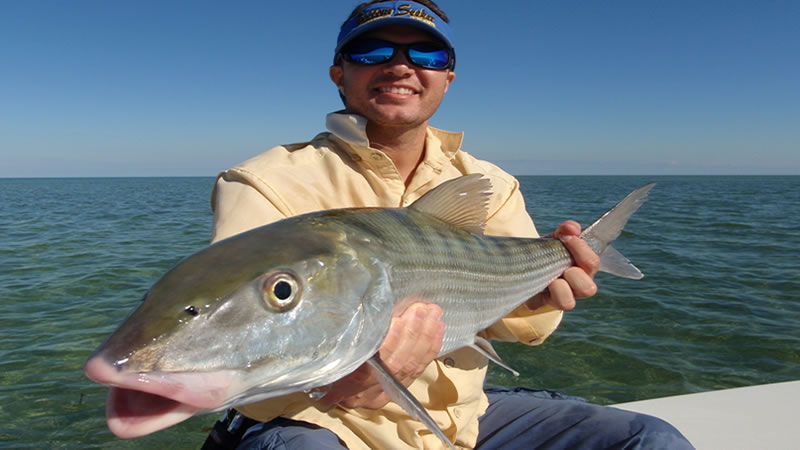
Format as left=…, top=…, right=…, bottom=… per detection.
left=381, top=303, right=443, bottom=382
left=545, top=278, right=576, bottom=311
left=549, top=220, right=600, bottom=276
left=561, top=235, right=600, bottom=277
left=415, top=305, right=444, bottom=377
left=549, top=220, right=581, bottom=239
left=562, top=266, right=598, bottom=299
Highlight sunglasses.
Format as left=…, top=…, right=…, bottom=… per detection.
left=337, top=39, right=455, bottom=70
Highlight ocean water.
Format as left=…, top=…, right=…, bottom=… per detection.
left=1, top=175, right=798, bottom=448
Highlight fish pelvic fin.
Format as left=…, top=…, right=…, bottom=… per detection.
left=468, top=336, right=520, bottom=377
left=409, top=174, right=491, bottom=234
left=366, top=355, right=456, bottom=450
left=580, top=183, right=655, bottom=280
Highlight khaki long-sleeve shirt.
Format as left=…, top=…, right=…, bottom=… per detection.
left=210, top=112, right=563, bottom=449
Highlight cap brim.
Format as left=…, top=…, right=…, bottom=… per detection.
left=335, top=18, right=454, bottom=54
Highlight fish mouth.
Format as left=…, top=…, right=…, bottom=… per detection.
left=84, top=356, right=235, bottom=438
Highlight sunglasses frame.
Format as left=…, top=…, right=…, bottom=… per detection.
left=336, top=39, right=456, bottom=70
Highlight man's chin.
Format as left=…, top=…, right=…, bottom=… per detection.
left=358, top=106, right=430, bottom=130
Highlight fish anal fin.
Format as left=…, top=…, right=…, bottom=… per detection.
left=468, top=336, right=520, bottom=377
left=366, top=355, right=456, bottom=450
left=408, top=174, right=491, bottom=234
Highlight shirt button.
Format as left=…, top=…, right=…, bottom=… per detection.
left=453, top=408, right=461, bottom=418
left=444, top=358, right=455, bottom=368
left=371, top=153, right=382, bottom=161
left=350, top=154, right=361, bottom=162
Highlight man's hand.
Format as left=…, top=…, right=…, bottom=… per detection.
left=322, top=302, right=445, bottom=409
left=525, top=220, right=600, bottom=311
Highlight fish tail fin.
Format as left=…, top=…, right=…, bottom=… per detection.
left=580, top=183, right=655, bottom=280
left=598, top=244, right=644, bottom=279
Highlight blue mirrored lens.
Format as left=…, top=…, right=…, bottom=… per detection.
left=347, top=43, right=394, bottom=65
left=343, top=40, right=451, bottom=69
left=408, top=45, right=450, bottom=69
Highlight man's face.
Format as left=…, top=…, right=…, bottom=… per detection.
left=330, top=26, right=456, bottom=130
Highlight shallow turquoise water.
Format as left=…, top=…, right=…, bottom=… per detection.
left=1, top=176, right=798, bottom=448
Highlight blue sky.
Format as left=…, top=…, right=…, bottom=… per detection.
left=1, top=0, right=798, bottom=177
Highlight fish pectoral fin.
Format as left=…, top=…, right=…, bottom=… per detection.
left=468, top=336, right=520, bottom=377
left=408, top=174, right=491, bottom=234
left=366, top=355, right=456, bottom=450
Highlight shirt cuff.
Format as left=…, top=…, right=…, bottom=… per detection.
left=485, top=304, right=563, bottom=345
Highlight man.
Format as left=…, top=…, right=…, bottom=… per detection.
left=203, top=1, right=693, bottom=448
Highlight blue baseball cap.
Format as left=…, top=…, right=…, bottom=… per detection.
left=335, top=1, right=455, bottom=54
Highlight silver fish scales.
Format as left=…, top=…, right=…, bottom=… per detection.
left=330, top=206, right=574, bottom=355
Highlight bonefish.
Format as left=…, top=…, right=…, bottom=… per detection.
left=85, top=174, right=653, bottom=448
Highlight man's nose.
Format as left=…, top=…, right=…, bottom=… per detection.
left=382, top=49, right=414, bottom=73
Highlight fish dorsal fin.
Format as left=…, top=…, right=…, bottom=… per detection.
left=409, top=174, right=491, bottom=234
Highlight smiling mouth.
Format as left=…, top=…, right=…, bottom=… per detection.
left=376, top=87, right=416, bottom=95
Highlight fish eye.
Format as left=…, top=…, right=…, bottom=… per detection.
left=273, top=280, right=292, bottom=300
left=262, top=271, right=301, bottom=312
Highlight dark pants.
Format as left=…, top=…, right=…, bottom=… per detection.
left=204, top=387, right=694, bottom=449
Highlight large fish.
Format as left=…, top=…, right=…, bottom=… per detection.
left=84, top=175, right=654, bottom=448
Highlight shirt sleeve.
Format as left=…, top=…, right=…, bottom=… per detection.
left=481, top=178, right=565, bottom=346
left=210, top=173, right=287, bottom=243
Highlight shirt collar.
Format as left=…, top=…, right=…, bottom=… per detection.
left=325, top=111, right=464, bottom=161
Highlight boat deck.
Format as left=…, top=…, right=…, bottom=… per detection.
left=613, top=380, right=798, bottom=449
